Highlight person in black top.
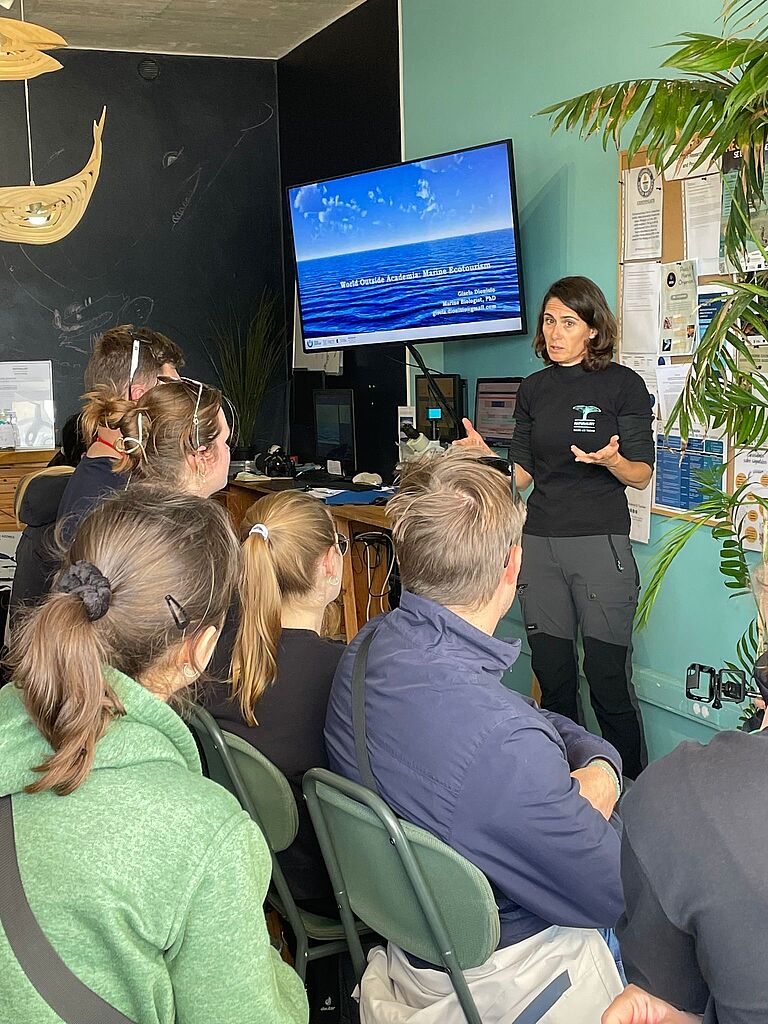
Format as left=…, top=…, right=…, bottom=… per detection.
left=461, top=277, right=654, bottom=778
left=206, top=490, right=346, bottom=909
left=57, top=325, right=184, bottom=546
left=601, top=721, right=768, bottom=1024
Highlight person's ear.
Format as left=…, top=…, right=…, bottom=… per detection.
left=184, top=624, right=219, bottom=675
left=320, top=544, right=338, bottom=579
left=504, top=544, right=522, bottom=587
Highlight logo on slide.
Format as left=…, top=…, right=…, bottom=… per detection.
left=572, top=405, right=602, bottom=432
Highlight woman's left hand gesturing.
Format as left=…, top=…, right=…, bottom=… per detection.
left=571, top=434, right=620, bottom=468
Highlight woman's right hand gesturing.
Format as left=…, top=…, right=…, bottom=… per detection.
left=453, top=418, right=495, bottom=456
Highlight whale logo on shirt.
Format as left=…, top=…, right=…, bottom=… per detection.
left=572, top=405, right=602, bottom=432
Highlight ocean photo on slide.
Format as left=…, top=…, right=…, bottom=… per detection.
left=289, top=142, right=524, bottom=348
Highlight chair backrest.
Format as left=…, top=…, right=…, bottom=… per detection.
left=14, top=466, right=74, bottom=527
left=188, top=706, right=298, bottom=852
left=303, top=768, right=500, bottom=971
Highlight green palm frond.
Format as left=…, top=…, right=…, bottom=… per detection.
left=637, top=472, right=764, bottom=628
left=537, top=31, right=768, bottom=261
left=724, top=0, right=768, bottom=35
left=666, top=275, right=768, bottom=445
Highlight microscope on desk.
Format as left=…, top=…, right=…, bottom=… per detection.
left=398, top=422, right=445, bottom=463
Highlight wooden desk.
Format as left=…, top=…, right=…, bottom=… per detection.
left=223, top=480, right=392, bottom=641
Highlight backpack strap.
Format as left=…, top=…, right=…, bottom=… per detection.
left=0, top=793, right=137, bottom=1024
left=351, top=625, right=380, bottom=795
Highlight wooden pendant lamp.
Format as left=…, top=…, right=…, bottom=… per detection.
left=0, top=16, right=66, bottom=80
left=0, top=0, right=108, bottom=244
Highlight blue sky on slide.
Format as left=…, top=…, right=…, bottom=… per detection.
left=289, top=142, right=515, bottom=260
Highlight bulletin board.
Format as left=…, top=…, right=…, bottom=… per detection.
left=616, top=147, right=734, bottom=525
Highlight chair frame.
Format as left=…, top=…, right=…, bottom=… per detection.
left=303, top=766, right=491, bottom=1024
left=189, top=707, right=350, bottom=981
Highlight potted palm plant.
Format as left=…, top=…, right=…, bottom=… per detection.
left=538, top=0, right=768, bottom=674
left=206, top=290, right=286, bottom=462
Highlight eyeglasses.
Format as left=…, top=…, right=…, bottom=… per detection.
left=335, top=532, right=349, bottom=557
left=477, top=455, right=518, bottom=501
left=157, top=375, right=205, bottom=451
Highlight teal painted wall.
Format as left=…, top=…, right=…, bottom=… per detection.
left=401, top=0, right=753, bottom=754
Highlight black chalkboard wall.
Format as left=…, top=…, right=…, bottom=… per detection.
left=0, top=50, right=284, bottom=442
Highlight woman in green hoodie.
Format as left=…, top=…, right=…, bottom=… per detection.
left=0, top=485, right=309, bottom=1024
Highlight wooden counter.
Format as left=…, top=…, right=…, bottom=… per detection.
left=223, top=480, right=392, bottom=641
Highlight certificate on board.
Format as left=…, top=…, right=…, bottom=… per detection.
left=623, top=166, right=663, bottom=261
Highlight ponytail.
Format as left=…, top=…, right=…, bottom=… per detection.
left=80, top=385, right=133, bottom=445
left=231, top=529, right=282, bottom=726
left=230, top=491, right=338, bottom=725
left=9, top=593, right=121, bottom=795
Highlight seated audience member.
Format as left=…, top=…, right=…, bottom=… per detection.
left=601, top=718, right=768, bottom=1024
left=10, top=415, right=87, bottom=617
left=207, top=490, right=345, bottom=911
left=57, top=325, right=184, bottom=541
left=325, top=448, right=625, bottom=1022
left=0, top=487, right=308, bottom=1024
left=48, top=412, right=88, bottom=468
left=109, top=376, right=230, bottom=496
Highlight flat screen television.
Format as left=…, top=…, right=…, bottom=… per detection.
left=287, top=140, right=526, bottom=351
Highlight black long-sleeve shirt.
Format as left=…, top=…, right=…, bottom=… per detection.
left=618, top=730, right=768, bottom=1023
left=206, top=625, right=344, bottom=904
left=508, top=361, right=654, bottom=537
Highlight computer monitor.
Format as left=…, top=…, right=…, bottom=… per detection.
left=474, top=377, right=522, bottom=448
left=313, top=389, right=356, bottom=473
left=415, top=373, right=464, bottom=444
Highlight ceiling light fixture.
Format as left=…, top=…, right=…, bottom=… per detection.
left=0, top=14, right=66, bottom=80
left=0, top=0, right=107, bottom=244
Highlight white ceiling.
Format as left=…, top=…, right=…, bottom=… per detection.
left=17, top=0, right=369, bottom=59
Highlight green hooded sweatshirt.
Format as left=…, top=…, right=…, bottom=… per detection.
left=0, top=670, right=309, bottom=1024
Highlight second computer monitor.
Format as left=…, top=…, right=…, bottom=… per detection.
left=474, top=377, right=522, bottom=449
left=313, top=389, right=356, bottom=474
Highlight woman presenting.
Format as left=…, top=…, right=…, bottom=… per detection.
left=461, top=276, right=654, bottom=778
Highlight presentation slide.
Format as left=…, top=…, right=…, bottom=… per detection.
left=289, top=142, right=524, bottom=350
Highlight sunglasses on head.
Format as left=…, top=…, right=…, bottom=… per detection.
left=157, top=375, right=205, bottom=450
left=475, top=456, right=518, bottom=566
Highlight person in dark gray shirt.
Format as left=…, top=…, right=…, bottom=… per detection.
left=602, top=727, right=768, bottom=1024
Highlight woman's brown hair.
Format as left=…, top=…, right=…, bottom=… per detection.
left=7, top=485, right=240, bottom=795
left=81, top=379, right=224, bottom=487
left=232, top=490, right=338, bottom=726
left=533, top=276, right=617, bottom=372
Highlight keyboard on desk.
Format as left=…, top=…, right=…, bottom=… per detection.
left=297, top=472, right=381, bottom=492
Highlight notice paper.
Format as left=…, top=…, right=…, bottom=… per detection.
left=733, top=447, right=768, bottom=553
left=655, top=362, right=689, bottom=427
left=0, top=361, right=54, bottom=450
left=698, top=284, right=730, bottom=341
left=627, top=482, right=653, bottom=544
left=621, top=262, right=660, bottom=355
left=684, top=174, right=722, bottom=277
left=721, top=147, right=768, bottom=272
left=664, top=141, right=719, bottom=181
left=655, top=432, right=727, bottom=514
left=623, top=166, right=663, bottom=261
left=660, top=260, right=699, bottom=355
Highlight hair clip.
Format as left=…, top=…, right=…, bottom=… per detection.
left=165, top=594, right=190, bottom=631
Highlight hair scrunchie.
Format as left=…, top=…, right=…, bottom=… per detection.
left=249, top=523, right=269, bottom=541
left=57, top=560, right=112, bottom=621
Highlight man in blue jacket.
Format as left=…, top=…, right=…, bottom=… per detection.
left=325, top=448, right=625, bottom=1021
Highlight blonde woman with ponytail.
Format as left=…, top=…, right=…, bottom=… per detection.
left=0, top=485, right=308, bottom=1024
left=207, top=490, right=345, bottom=911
